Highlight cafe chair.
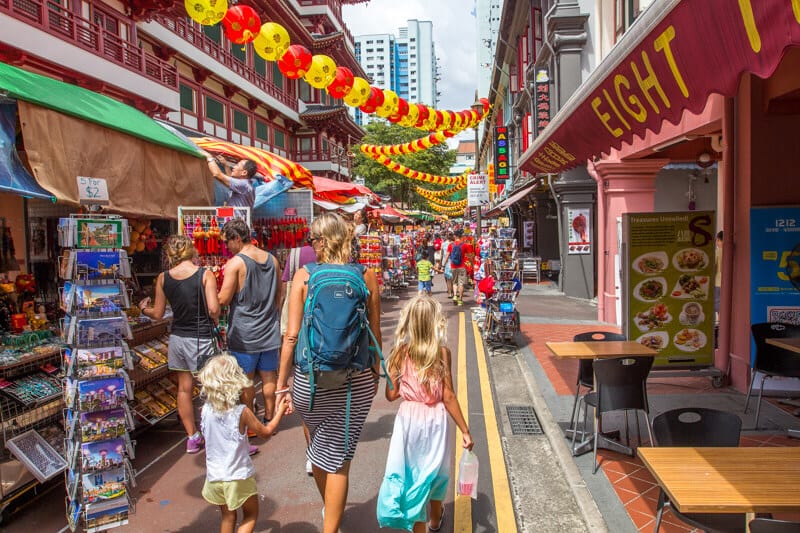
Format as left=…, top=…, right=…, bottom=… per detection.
left=568, top=331, right=627, bottom=451
left=651, top=407, right=744, bottom=533
left=748, top=518, right=800, bottom=533
left=746, top=323, right=800, bottom=429
left=583, top=355, right=654, bottom=474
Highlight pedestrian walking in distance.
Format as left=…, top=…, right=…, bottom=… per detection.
left=197, top=355, right=286, bottom=533
left=377, top=295, right=473, bottom=532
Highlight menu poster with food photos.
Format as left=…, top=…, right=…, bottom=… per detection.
left=567, top=207, right=591, bottom=254
left=622, top=211, right=716, bottom=367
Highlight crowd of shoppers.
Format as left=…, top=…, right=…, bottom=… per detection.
left=141, top=199, right=477, bottom=532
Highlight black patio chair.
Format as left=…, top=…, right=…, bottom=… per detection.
left=651, top=407, right=744, bottom=533
left=748, top=518, right=800, bottom=533
left=583, top=355, right=653, bottom=474
left=568, top=331, right=627, bottom=451
left=746, top=323, right=800, bottom=428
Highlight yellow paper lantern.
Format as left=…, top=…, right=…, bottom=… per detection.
left=343, top=77, right=371, bottom=107
left=304, top=55, right=337, bottom=89
left=253, top=22, right=291, bottom=61
left=185, top=0, right=227, bottom=25
left=375, top=90, right=399, bottom=118
left=398, top=104, right=419, bottom=128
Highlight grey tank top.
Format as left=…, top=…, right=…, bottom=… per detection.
left=226, top=253, right=281, bottom=353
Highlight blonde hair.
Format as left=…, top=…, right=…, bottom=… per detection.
left=197, top=354, right=252, bottom=413
left=387, top=295, right=447, bottom=388
left=164, top=234, right=197, bottom=268
left=310, top=212, right=352, bottom=264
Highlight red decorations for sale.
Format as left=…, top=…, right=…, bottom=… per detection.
left=277, top=44, right=312, bottom=79
left=222, top=5, right=261, bottom=45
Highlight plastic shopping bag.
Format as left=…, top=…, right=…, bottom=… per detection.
left=457, top=450, right=479, bottom=499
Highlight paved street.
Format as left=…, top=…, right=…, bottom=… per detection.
left=5, top=277, right=593, bottom=532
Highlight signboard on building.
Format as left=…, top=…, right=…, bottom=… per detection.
left=567, top=207, right=591, bottom=254
left=467, top=173, right=489, bottom=207
left=493, top=127, right=509, bottom=182
left=535, top=69, right=551, bottom=135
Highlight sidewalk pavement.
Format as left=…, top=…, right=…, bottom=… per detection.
left=507, top=280, right=800, bottom=533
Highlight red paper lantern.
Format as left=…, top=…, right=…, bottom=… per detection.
left=388, top=98, right=409, bottom=123
left=326, top=66, right=354, bottom=99
left=221, top=5, right=261, bottom=45
left=277, top=44, right=312, bottom=79
left=433, top=110, right=444, bottom=129
left=415, top=105, right=430, bottom=128
left=359, top=86, right=385, bottom=114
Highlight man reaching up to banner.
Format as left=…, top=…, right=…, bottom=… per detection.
left=204, top=152, right=258, bottom=210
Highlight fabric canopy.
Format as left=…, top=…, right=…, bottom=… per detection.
left=0, top=62, right=202, bottom=158
left=519, top=0, right=800, bottom=175
left=0, top=103, right=54, bottom=201
left=485, top=181, right=538, bottom=218
left=312, top=175, right=378, bottom=203
left=192, top=137, right=314, bottom=191
left=372, top=206, right=412, bottom=222
left=313, top=198, right=368, bottom=213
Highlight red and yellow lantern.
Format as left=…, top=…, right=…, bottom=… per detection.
left=359, top=86, right=385, bottom=114
left=343, top=77, right=371, bottom=107
left=326, top=66, right=354, bottom=99
left=304, top=54, right=336, bottom=89
left=184, top=0, right=227, bottom=25
left=221, top=5, right=260, bottom=45
left=253, top=22, right=290, bottom=61
left=277, top=44, right=312, bottom=79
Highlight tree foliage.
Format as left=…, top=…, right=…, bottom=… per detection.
left=351, top=122, right=457, bottom=210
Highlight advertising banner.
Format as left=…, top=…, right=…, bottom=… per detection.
left=623, top=211, right=715, bottom=368
left=534, top=69, right=551, bottom=135
left=567, top=207, right=591, bottom=254
left=493, top=127, right=509, bottom=182
left=750, top=206, right=800, bottom=333
left=467, top=173, right=489, bottom=207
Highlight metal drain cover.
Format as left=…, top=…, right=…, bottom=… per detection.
left=506, top=405, right=543, bottom=435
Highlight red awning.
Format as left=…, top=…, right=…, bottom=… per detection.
left=312, top=175, right=377, bottom=200
left=519, top=0, right=800, bottom=175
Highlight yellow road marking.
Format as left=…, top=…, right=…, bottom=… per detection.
left=454, top=312, right=472, bottom=532
left=473, top=320, right=517, bottom=533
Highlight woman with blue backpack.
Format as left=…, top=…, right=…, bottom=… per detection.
left=276, top=212, right=383, bottom=533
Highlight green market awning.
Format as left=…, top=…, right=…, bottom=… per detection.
left=0, top=62, right=202, bottom=158
left=519, top=0, right=800, bottom=175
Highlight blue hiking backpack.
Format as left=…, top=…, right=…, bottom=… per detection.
left=450, top=243, right=464, bottom=266
left=294, top=263, right=389, bottom=415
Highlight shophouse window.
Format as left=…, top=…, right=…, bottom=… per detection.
left=299, top=137, right=313, bottom=152
left=203, top=24, right=222, bottom=44
left=299, top=81, right=311, bottom=102
left=274, top=130, right=286, bottom=149
left=272, top=62, right=284, bottom=90
left=255, top=120, right=269, bottom=142
left=179, top=84, right=195, bottom=112
left=253, top=54, right=266, bottom=77
left=231, top=42, right=246, bottom=63
left=205, top=95, right=225, bottom=123
left=233, top=109, right=249, bottom=133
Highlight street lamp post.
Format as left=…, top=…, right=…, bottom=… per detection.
left=472, top=96, right=484, bottom=243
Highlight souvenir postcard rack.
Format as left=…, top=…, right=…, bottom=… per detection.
left=482, top=228, right=521, bottom=353
left=58, top=214, right=137, bottom=532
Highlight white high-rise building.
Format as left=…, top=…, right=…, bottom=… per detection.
left=353, top=19, right=438, bottom=125
left=477, top=0, right=504, bottom=101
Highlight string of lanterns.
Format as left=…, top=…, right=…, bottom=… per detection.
left=361, top=130, right=452, bottom=157
left=415, top=179, right=467, bottom=199
left=428, top=200, right=467, bottom=215
left=369, top=154, right=468, bottom=185
left=184, top=1, right=490, bottom=131
left=421, top=195, right=467, bottom=208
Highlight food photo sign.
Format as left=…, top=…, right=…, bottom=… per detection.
left=622, top=211, right=716, bottom=368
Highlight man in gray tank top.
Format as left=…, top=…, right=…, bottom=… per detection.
left=219, top=219, right=283, bottom=432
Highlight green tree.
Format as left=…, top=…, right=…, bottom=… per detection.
left=351, top=122, right=457, bottom=210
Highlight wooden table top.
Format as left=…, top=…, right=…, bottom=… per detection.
left=638, top=447, right=800, bottom=514
left=765, top=337, right=800, bottom=354
left=545, top=340, right=658, bottom=359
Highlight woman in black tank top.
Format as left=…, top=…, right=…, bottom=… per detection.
left=138, top=235, right=220, bottom=453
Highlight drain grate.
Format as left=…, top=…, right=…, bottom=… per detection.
left=506, top=405, right=543, bottom=435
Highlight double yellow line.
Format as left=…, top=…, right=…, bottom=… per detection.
left=453, top=312, right=517, bottom=533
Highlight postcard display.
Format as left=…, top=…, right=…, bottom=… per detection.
left=622, top=211, right=716, bottom=368
left=58, top=215, right=136, bottom=532
left=482, top=228, right=521, bottom=347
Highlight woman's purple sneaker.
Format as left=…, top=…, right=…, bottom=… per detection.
left=186, top=433, right=205, bottom=454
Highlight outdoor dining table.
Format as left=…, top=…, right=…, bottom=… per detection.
left=638, top=447, right=800, bottom=532
left=545, top=340, right=658, bottom=456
